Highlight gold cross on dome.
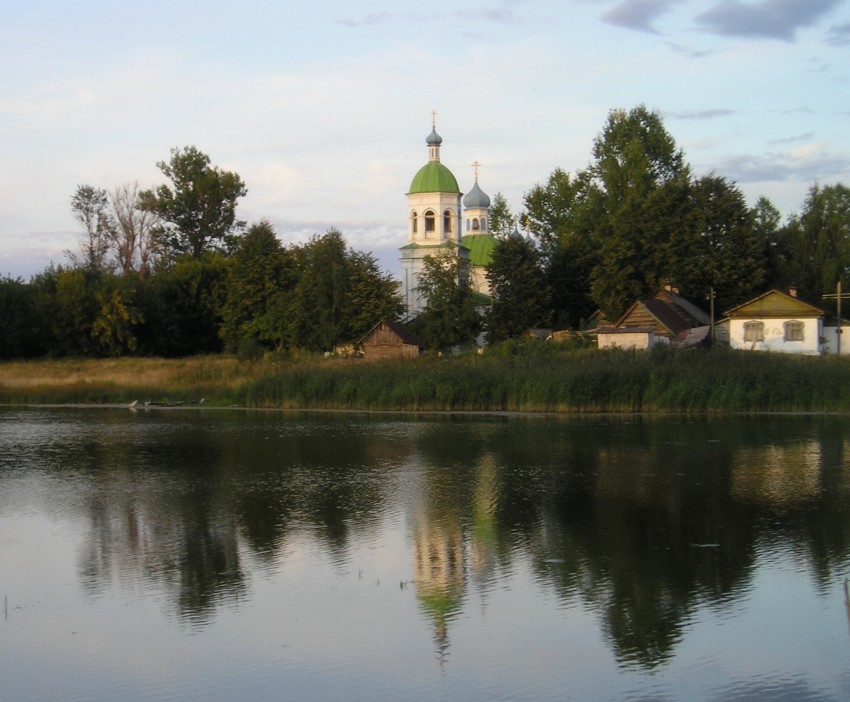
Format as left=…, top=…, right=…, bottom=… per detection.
left=431, top=110, right=437, bottom=128
left=471, top=160, right=481, bottom=180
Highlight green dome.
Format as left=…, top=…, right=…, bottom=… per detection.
left=409, top=161, right=460, bottom=194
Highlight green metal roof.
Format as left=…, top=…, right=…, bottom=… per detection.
left=461, top=234, right=497, bottom=267
left=408, top=161, right=460, bottom=194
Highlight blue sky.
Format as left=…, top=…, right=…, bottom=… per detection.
left=2, top=0, right=849, bottom=278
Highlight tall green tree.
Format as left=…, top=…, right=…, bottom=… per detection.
left=220, top=221, right=297, bottom=353
left=587, top=106, right=691, bottom=317
left=412, top=250, right=482, bottom=352
left=485, top=235, right=549, bottom=343
left=521, top=168, right=601, bottom=327
left=782, top=183, right=850, bottom=301
left=286, top=230, right=402, bottom=352
left=138, top=146, right=247, bottom=260
left=750, top=196, right=786, bottom=289
left=344, top=250, right=405, bottom=341
left=675, top=175, right=766, bottom=313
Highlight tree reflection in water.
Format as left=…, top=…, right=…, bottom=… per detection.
left=9, top=409, right=848, bottom=667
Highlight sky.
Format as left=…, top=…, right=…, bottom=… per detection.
left=2, top=0, right=849, bottom=280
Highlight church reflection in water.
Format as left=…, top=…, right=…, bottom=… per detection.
left=52, top=412, right=850, bottom=667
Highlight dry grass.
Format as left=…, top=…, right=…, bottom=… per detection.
left=0, top=355, right=249, bottom=400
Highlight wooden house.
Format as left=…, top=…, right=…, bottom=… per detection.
left=359, top=320, right=425, bottom=359
left=597, top=288, right=711, bottom=350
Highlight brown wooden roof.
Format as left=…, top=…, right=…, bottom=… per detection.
left=359, top=319, right=426, bottom=348
left=613, top=290, right=710, bottom=339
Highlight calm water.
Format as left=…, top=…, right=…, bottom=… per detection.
left=1, top=407, right=850, bottom=701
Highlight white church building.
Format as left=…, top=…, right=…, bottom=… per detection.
left=399, top=120, right=497, bottom=318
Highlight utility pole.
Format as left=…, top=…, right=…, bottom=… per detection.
left=822, top=281, right=850, bottom=355
left=709, top=287, right=715, bottom=344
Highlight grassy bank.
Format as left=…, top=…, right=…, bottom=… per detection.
left=2, top=344, right=850, bottom=413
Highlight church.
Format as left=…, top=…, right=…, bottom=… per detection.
left=399, top=119, right=497, bottom=319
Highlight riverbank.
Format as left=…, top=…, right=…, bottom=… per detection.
left=2, top=345, right=850, bottom=413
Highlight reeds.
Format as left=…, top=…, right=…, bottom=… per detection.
left=3, top=345, right=850, bottom=413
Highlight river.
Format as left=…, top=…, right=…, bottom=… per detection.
left=1, top=407, right=849, bottom=700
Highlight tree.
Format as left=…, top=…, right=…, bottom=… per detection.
left=522, top=168, right=601, bottom=326
left=782, top=183, right=850, bottom=301
left=220, top=221, right=297, bottom=353
left=485, top=235, right=549, bottom=343
left=138, top=146, right=247, bottom=260
left=412, top=250, right=482, bottom=352
left=91, top=283, right=144, bottom=356
left=69, top=185, right=115, bottom=272
left=675, top=175, right=766, bottom=313
left=285, top=229, right=403, bottom=352
left=0, top=276, right=41, bottom=358
left=142, top=255, right=228, bottom=356
left=53, top=268, right=100, bottom=355
left=111, top=182, right=161, bottom=279
left=751, top=196, right=786, bottom=289
left=590, top=105, right=688, bottom=204
left=488, top=192, right=516, bottom=239
left=585, top=106, right=691, bottom=317
left=344, top=249, right=405, bottom=341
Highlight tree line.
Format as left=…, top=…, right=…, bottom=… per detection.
left=2, top=107, right=849, bottom=359
left=0, top=146, right=401, bottom=359
left=473, top=105, right=850, bottom=346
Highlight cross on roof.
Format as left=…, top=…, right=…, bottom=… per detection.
left=431, top=110, right=437, bottom=128
left=471, top=160, right=481, bottom=181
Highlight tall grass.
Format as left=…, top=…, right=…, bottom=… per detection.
left=3, top=345, right=850, bottom=413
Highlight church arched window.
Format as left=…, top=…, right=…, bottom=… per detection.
left=411, top=211, right=418, bottom=233
left=481, top=217, right=487, bottom=232
left=472, top=218, right=480, bottom=231
left=424, top=210, right=436, bottom=233
left=443, top=210, right=452, bottom=233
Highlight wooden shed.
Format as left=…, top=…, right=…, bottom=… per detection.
left=359, top=320, right=425, bottom=359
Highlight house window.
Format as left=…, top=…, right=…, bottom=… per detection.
left=743, top=321, right=764, bottom=342
left=443, top=210, right=452, bottom=233
left=424, top=210, right=435, bottom=232
left=411, top=211, right=418, bottom=233
left=784, top=320, right=804, bottom=342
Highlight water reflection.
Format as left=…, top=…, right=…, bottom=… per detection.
left=2, top=409, right=850, bottom=693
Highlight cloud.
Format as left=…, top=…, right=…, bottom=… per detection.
left=667, top=108, right=736, bottom=120
left=826, top=22, right=850, bottom=45
left=602, top=0, right=681, bottom=33
left=695, top=0, right=842, bottom=41
left=335, top=13, right=392, bottom=28
left=665, top=41, right=714, bottom=58
left=767, top=132, right=815, bottom=145
left=456, top=2, right=521, bottom=23
left=710, top=145, right=849, bottom=184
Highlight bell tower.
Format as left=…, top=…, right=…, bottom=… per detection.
left=400, top=114, right=466, bottom=318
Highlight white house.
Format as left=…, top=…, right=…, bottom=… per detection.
left=723, top=289, right=824, bottom=355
